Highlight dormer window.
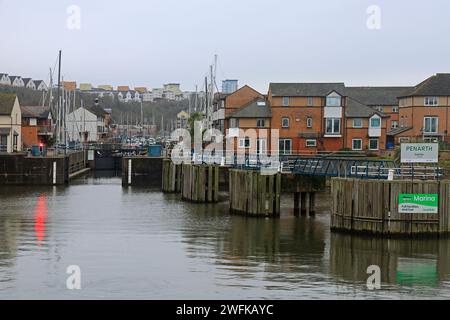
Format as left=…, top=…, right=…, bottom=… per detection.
left=282, top=97, right=290, bottom=106
left=326, top=92, right=341, bottom=107
left=424, top=96, right=438, bottom=106
left=370, top=116, right=381, bottom=128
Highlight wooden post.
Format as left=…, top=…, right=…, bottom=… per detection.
left=294, top=192, right=300, bottom=216
left=300, top=192, right=307, bottom=215
left=309, top=192, right=316, bottom=216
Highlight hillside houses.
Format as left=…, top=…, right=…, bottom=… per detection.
left=0, top=73, right=47, bottom=91
left=9, top=76, right=25, bottom=87
left=1, top=72, right=195, bottom=104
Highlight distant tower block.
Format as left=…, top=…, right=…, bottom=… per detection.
left=222, top=80, right=238, bottom=94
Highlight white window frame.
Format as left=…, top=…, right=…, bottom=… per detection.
left=391, top=120, right=399, bottom=129
left=306, top=117, right=313, bottom=128
left=352, top=138, right=362, bottom=151
left=279, top=139, right=292, bottom=155
left=424, top=137, right=439, bottom=143
left=229, top=118, right=238, bottom=128
left=257, top=138, right=267, bottom=154
left=392, top=106, right=398, bottom=113
left=238, top=137, right=251, bottom=149
left=369, top=138, right=379, bottom=150
left=352, top=118, right=362, bottom=128
left=282, top=97, right=290, bottom=107
left=326, top=93, right=341, bottom=107
left=370, top=117, right=381, bottom=128
left=256, top=119, right=265, bottom=128
left=306, top=139, right=317, bottom=147
left=325, top=118, right=340, bottom=134
left=307, top=97, right=313, bottom=106
left=0, top=135, right=7, bottom=152
left=281, top=117, right=290, bottom=128
left=399, top=137, right=410, bottom=143
left=424, top=117, right=438, bottom=134
left=424, top=96, right=438, bottom=106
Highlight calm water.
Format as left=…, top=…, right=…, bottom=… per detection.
left=1, top=172, right=450, bottom=299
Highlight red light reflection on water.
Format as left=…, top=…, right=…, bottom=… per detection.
left=34, top=195, right=48, bottom=245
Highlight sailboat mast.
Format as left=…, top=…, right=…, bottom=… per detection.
left=56, top=50, right=62, bottom=145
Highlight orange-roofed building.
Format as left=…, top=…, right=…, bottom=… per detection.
left=63, top=81, right=77, bottom=91
left=135, top=87, right=148, bottom=94
left=117, top=86, right=130, bottom=92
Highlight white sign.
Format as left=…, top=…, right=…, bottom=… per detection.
left=401, top=143, right=438, bottom=163
left=87, top=150, right=94, bottom=161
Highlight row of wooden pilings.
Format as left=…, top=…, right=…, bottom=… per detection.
left=162, top=159, right=284, bottom=216
left=144, top=158, right=450, bottom=235
left=161, top=159, right=326, bottom=217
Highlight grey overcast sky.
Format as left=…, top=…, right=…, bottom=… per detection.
left=0, top=0, right=449, bottom=92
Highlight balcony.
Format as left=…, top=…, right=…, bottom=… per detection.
left=212, top=109, right=225, bottom=121
left=37, top=125, right=54, bottom=135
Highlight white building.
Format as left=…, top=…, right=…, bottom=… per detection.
left=133, top=91, right=141, bottom=102
left=23, top=78, right=36, bottom=90
left=163, top=83, right=182, bottom=95
left=142, top=92, right=153, bottom=102
left=0, top=74, right=11, bottom=86
left=9, top=76, right=24, bottom=87
left=0, top=93, right=22, bottom=152
left=67, top=107, right=98, bottom=142
left=163, top=90, right=175, bottom=100
left=33, top=80, right=47, bottom=91
left=118, top=91, right=139, bottom=103
left=152, top=88, right=164, bottom=100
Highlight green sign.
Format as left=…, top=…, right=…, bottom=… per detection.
left=398, top=194, right=438, bottom=213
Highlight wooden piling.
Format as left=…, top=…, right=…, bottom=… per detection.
left=300, top=192, right=307, bottom=215
left=309, top=192, right=316, bottom=216
left=181, top=163, right=219, bottom=203
left=294, top=192, right=300, bottom=216
left=162, top=159, right=183, bottom=193
left=229, top=169, right=281, bottom=217
left=331, top=177, right=450, bottom=236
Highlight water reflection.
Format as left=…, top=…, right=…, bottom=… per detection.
left=179, top=199, right=328, bottom=291
left=329, top=232, right=450, bottom=287
left=34, top=195, right=47, bottom=245
left=1, top=174, right=450, bottom=298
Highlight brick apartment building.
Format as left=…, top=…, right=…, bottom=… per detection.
left=211, top=85, right=263, bottom=134
left=267, top=83, right=347, bottom=154
left=210, top=73, right=450, bottom=155
left=394, top=73, right=450, bottom=144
